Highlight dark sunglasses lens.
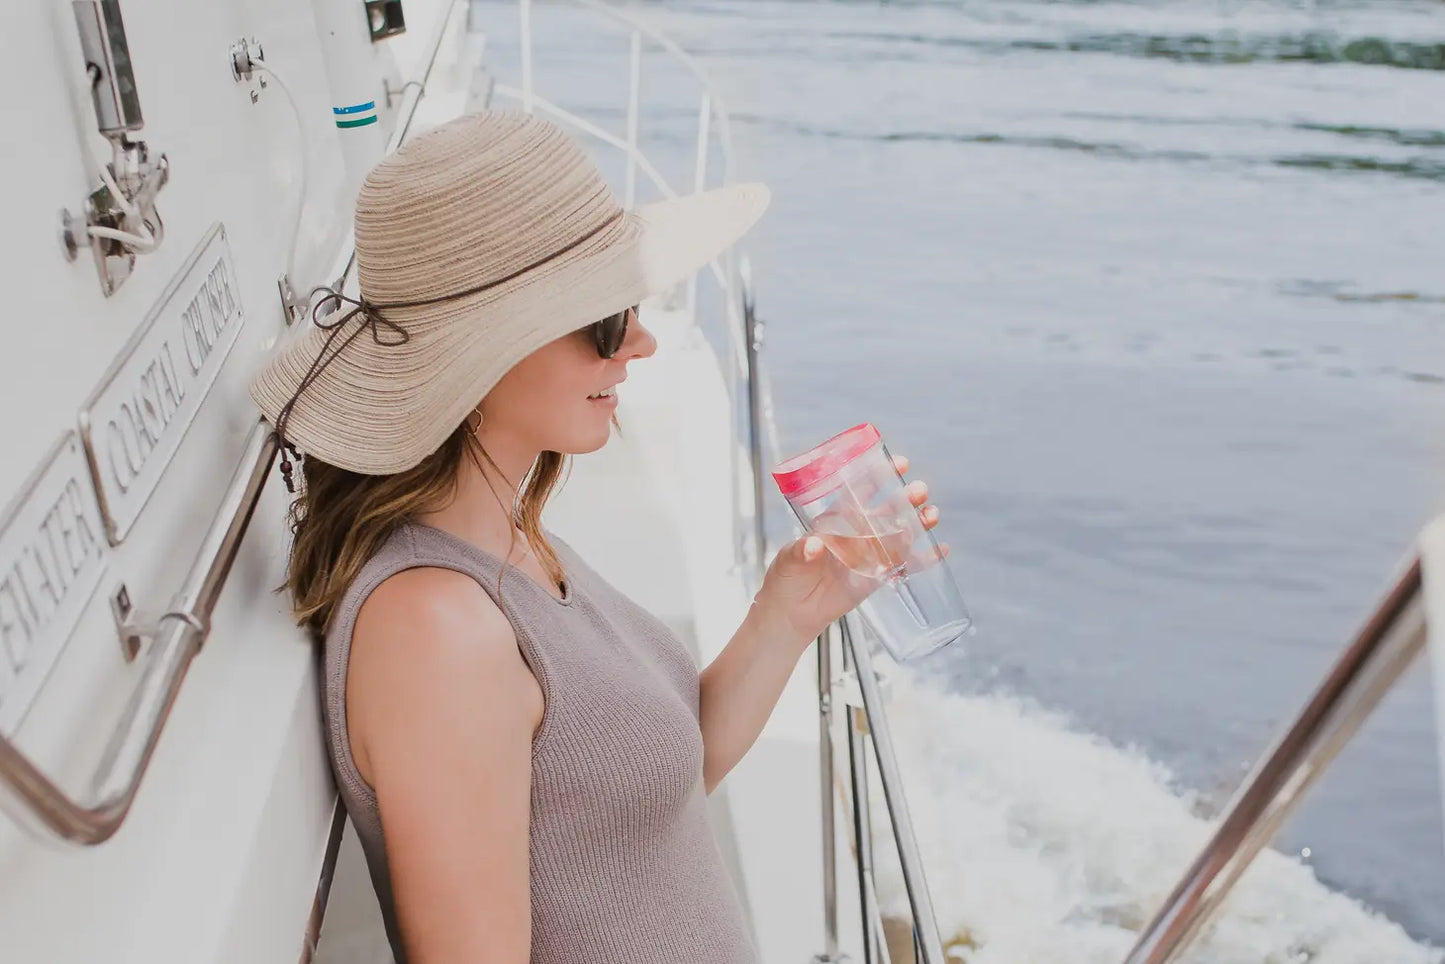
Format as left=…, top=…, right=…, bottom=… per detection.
left=592, top=308, right=630, bottom=358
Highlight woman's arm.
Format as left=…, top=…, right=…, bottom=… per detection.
left=699, top=459, right=936, bottom=792
left=349, top=567, right=543, bottom=964
left=698, top=594, right=812, bottom=792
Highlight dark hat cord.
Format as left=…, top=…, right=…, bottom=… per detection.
left=273, top=290, right=410, bottom=493
left=270, top=209, right=626, bottom=493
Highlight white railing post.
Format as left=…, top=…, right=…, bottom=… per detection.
left=686, top=92, right=711, bottom=321
left=520, top=0, right=534, bottom=113
left=692, top=92, right=711, bottom=194
left=624, top=29, right=641, bottom=209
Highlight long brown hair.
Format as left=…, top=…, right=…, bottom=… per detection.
left=285, top=423, right=569, bottom=636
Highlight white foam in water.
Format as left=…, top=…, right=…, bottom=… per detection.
left=868, top=672, right=1442, bottom=964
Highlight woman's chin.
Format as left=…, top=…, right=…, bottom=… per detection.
left=575, top=433, right=611, bottom=455
left=560, top=423, right=614, bottom=455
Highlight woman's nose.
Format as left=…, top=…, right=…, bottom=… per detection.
left=623, top=311, right=658, bottom=360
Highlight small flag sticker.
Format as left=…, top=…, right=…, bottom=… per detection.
left=334, top=101, right=378, bottom=129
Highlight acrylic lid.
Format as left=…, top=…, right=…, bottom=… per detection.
left=772, top=423, right=883, bottom=500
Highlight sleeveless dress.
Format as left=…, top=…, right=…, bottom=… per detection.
left=321, top=521, right=758, bottom=964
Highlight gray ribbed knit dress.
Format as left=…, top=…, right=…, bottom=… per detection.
left=322, top=521, right=758, bottom=964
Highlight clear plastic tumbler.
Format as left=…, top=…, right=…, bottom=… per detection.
left=772, top=423, right=973, bottom=662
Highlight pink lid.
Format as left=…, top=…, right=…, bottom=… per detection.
left=772, top=423, right=882, bottom=500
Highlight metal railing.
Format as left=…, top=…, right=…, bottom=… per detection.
left=821, top=547, right=1431, bottom=964
left=0, top=423, right=278, bottom=843
left=491, top=7, right=1441, bottom=962
left=0, top=0, right=460, bottom=846
left=815, top=617, right=948, bottom=964
left=498, top=6, right=1437, bottom=960
left=1125, top=554, right=1427, bottom=962
left=490, top=0, right=773, bottom=582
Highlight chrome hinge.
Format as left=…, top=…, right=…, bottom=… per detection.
left=61, top=1, right=170, bottom=297
left=60, top=139, right=169, bottom=297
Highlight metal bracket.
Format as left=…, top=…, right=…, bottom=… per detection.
left=382, top=76, right=426, bottom=110
left=833, top=659, right=893, bottom=707
left=833, top=669, right=866, bottom=710
left=229, top=36, right=265, bottom=82
left=109, top=583, right=205, bottom=662
left=832, top=669, right=876, bottom=734
left=230, top=37, right=270, bottom=106
left=109, top=583, right=154, bottom=662
left=63, top=1, right=169, bottom=297
left=831, top=650, right=895, bottom=737
left=59, top=141, right=169, bottom=297
left=277, top=274, right=308, bottom=326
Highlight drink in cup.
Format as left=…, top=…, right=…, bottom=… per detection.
left=772, top=423, right=973, bottom=662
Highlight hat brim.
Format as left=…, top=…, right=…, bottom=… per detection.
left=249, top=182, right=770, bottom=475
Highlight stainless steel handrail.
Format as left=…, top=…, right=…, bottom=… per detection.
left=0, top=0, right=460, bottom=844
left=0, top=423, right=277, bottom=843
left=1125, top=555, right=1427, bottom=962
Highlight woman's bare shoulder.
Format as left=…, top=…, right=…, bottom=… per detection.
left=347, top=566, right=541, bottom=783
left=356, top=566, right=513, bottom=650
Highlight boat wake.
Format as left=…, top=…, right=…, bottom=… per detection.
left=870, top=673, right=1442, bottom=963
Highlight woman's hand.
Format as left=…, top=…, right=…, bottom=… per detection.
left=700, top=455, right=941, bottom=789
left=752, top=454, right=942, bottom=648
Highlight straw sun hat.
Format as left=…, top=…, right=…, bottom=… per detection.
left=249, top=109, right=769, bottom=476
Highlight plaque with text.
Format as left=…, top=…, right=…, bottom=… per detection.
left=0, top=434, right=110, bottom=732
left=79, top=224, right=246, bottom=544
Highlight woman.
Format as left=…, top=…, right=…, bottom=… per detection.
left=250, top=111, right=939, bottom=963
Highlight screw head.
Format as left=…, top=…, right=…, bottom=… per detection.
left=114, top=584, right=131, bottom=617
left=59, top=209, right=83, bottom=261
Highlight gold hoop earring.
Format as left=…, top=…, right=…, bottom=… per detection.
left=466, top=408, right=483, bottom=437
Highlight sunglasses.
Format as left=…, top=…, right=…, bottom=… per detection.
left=591, top=306, right=635, bottom=359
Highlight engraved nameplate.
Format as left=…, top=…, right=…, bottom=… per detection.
left=0, top=434, right=110, bottom=732
left=79, top=224, right=246, bottom=544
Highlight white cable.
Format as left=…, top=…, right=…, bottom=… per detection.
left=87, top=225, right=156, bottom=250
left=97, top=162, right=141, bottom=220
left=250, top=59, right=309, bottom=282
left=88, top=161, right=157, bottom=251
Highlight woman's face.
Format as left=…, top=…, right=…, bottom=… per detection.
left=480, top=307, right=655, bottom=455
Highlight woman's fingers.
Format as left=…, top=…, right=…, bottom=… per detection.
left=892, top=453, right=910, bottom=476
left=906, top=479, right=929, bottom=506
left=921, top=504, right=940, bottom=529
